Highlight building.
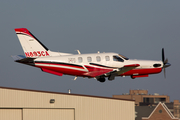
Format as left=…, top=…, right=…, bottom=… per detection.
left=174, top=100, right=180, bottom=118
left=113, top=89, right=180, bottom=119
left=135, top=106, right=156, bottom=120
left=0, top=87, right=135, bottom=120
left=140, top=102, right=179, bottom=120
left=113, top=89, right=170, bottom=106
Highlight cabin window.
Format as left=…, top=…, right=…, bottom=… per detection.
left=87, top=57, right=92, bottom=62
left=96, top=56, right=101, bottom=62
left=105, top=56, right=110, bottom=61
left=78, top=57, right=83, bottom=63
left=113, top=55, right=124, bottom=62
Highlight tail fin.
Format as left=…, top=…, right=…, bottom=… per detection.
left=15, top=28, right=51, bottom=58
left=15, top=28, right=73, bottom=57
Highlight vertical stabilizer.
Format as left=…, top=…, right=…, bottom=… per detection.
left=15, top=28, right=50, bottom=57
left=15, top=28, right=73, bottom=57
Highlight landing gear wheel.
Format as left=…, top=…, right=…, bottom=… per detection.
left=131, top=75, right=135, bottom=79
left=98, top=78, right=106, bottom=82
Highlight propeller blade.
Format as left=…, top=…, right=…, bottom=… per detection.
left=163, top=68, right=166, bottom=79
left=164, top=59, right=168, bottom=64
left=161, top=48, right=170, bottom=78
left=162, top=48, right=166, bottom=78
left=162, top=48, right=165, bottom=64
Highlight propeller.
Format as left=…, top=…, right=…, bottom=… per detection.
left=162, top=48, right=171, bottom=78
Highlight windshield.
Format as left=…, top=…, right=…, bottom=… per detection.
left=118, top=54, right=129, bottom=60
left=113, top=55, right=124, bottom=62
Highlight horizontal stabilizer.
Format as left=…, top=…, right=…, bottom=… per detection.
left=11, top=55, right=26, bottom=61
left=11, top=55, right=35, bottom=65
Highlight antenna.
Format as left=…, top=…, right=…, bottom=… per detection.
left=68, top=89, right=71, bottom=94
left=76, top=50, right=81, bottom=54
left=73, top=76, right=77, bottom=80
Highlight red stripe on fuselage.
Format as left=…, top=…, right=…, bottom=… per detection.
left=35, top=62, right=162, bottom=78
left=35, top=62, right=87, bottom=76
left=48, top=63, right=84, bottom=69
left=121, top=68, right=162, bottom=76
left=35, top=62, right=84, bottom=69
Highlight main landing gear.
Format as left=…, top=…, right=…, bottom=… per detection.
left=97, top=77, right=106, bottom=83
left=96, top=75, right=116, bottom=82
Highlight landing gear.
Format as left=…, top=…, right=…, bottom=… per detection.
left=97, top=77, right=106, bottom=82
left=131, top=75, right=135, bottom=79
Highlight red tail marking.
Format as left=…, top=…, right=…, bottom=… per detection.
left=25, top=51, right=50, bottom=57
left=15, top=28, right=35, bottom=39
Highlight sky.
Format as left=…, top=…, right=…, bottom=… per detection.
left=0, top=1, right=180, bottom=101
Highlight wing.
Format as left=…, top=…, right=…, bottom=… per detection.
left=84, top=63, right=140, bottom=79
left=84, top=64, right=114, bottom=77
left=107, top=64, right=139, bottom=79
left=116, top=64, right=140, bottom=75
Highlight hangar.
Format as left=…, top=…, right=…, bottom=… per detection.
left=0, top=87, right=135, bottom=120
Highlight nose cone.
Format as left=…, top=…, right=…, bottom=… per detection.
left=163, top=63, right=171, bottom=68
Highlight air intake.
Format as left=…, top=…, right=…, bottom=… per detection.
left=153, top=64, right=161, bottom=68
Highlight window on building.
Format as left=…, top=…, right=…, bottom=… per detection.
left=154, top=98, right=166, bottom=103
left=96, top=56, right=101, bottom=62
left=143, top=98, right=154, bottom=104
left=78, top=57, right=83, bottom=63
left=105, top=56, right=110, bottom=61
left=159, top=110, right=162, bottom=113
left=87, top=57, right=92, bottom=62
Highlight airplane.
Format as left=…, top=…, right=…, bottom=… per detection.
left=12, top=28, right=171, bottom=82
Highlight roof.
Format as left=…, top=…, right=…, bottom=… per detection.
left=142, top=102, right=178, bottom=120
left=135, top=106, right=156, bottom=120
left=0, top=86, right=134, bottom=102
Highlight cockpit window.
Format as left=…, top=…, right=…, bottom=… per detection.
left=113, top=55, right=124, bottom=62
left=118, top=54, right=129, bottom=60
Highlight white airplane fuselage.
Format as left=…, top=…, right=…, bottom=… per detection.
left=34, top=52, right=163, bottom=78
left=12, top=28, right=170, bottom=82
